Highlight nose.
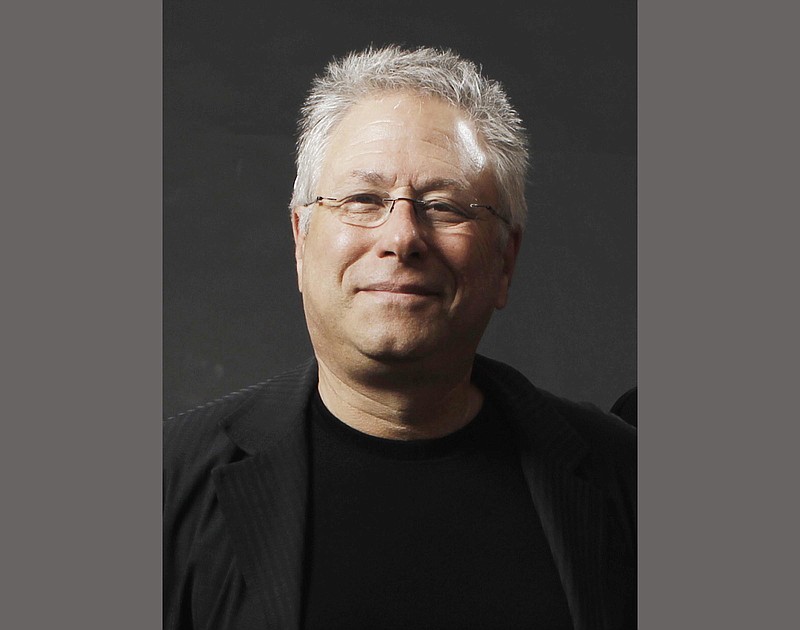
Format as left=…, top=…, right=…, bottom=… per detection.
left=374, top=198, right=429, bottom=262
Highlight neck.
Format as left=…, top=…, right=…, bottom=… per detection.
left=315, top=355, right=484, bottom=440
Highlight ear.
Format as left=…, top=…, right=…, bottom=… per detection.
left=494, top=229, right=522, bottom=310
left=291, top=208, right=306, bottom=293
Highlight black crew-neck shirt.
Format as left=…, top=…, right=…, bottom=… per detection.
left=302, top=391, right=573, bottom=630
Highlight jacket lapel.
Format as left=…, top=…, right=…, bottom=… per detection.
left=212, top=360, right=318, bottom=630
left=515, top=419, right=611, bottom=630
left=473, top=356, right=621, bottom=630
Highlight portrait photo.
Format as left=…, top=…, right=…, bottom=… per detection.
left=163, top=2, right=638, bottom=628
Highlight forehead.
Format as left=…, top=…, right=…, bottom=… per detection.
left=319, top=92, right=493, bottom=194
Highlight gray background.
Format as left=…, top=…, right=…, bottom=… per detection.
left=164, top=0, right=638, bottom=417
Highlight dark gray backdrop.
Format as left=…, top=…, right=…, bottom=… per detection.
left=164, top=0, right=637, bottom=417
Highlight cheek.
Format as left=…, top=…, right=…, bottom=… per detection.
left=304, top=225, right=367, bottom=283
left=442, top=234, right=503, bottom=286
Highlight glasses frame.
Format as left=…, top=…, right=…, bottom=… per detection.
left=304, top=195, right=510, bottom=228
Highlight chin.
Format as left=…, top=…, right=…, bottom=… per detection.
left=361, top=343, right=431, bottom=364
left=356, top=333, right=441, bottom=365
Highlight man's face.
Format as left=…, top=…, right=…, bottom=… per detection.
left=292, top=92, right=520, bottom=373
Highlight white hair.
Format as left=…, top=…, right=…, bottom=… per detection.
left=290, top=45, right=529, bottom=233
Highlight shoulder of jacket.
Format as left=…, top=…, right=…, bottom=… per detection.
left=162, top=380, right=272, bottom=471
left=476, top=354, right=636, bottom=460
left=538, top=384, right=635, bottom=440
left=163, top=359, right=316, bottom=469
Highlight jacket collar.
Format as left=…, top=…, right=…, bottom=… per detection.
left=221, top=354, right=592, bottom=469
left=472, top=354, right=591, bottom=472
left=219, top=357, right=318, bottom=455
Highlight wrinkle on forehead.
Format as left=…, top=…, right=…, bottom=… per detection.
left=380, top=93, right=488, bottom=168
left=356, top=117, right=454, bottom=152
left=341, top=169, right=474, bottom=195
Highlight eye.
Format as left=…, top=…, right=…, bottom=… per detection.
left=337, top=193, right=386, bottom=223
left=422, top=199, right=473, bottom=224
left=338, top=193, right=384, bottom=213
left=342, top=193, right=384, bottom=206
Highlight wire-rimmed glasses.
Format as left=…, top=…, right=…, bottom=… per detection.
left=303, top=193, right=510, bottom=229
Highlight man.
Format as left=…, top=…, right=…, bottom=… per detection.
left=164, top=46, right=636, bottom=630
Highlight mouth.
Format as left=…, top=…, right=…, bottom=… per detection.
left=359, top=282, right=440, bottom=297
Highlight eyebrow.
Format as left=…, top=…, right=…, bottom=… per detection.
left=347, top=170, right=389, bottom=187
left=346, top=170, right=472, bottom=194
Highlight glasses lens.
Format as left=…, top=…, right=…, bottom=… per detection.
left=421, top=199, right=476, bottom=226
left=337, top=194, right=388, bottom=226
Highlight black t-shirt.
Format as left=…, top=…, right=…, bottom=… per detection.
left=302, top=391, right=573, bottom=630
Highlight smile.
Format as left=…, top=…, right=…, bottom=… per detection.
left=359, top=282, right=440, bottom=297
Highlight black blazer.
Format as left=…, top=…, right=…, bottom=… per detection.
left=163, top=355, right=637, bottom=630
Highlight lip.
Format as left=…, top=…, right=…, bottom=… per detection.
left=358, top=282, right=440, bottom=296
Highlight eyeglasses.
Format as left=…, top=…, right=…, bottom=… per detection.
left=304, top=194, right=510, bottom=229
